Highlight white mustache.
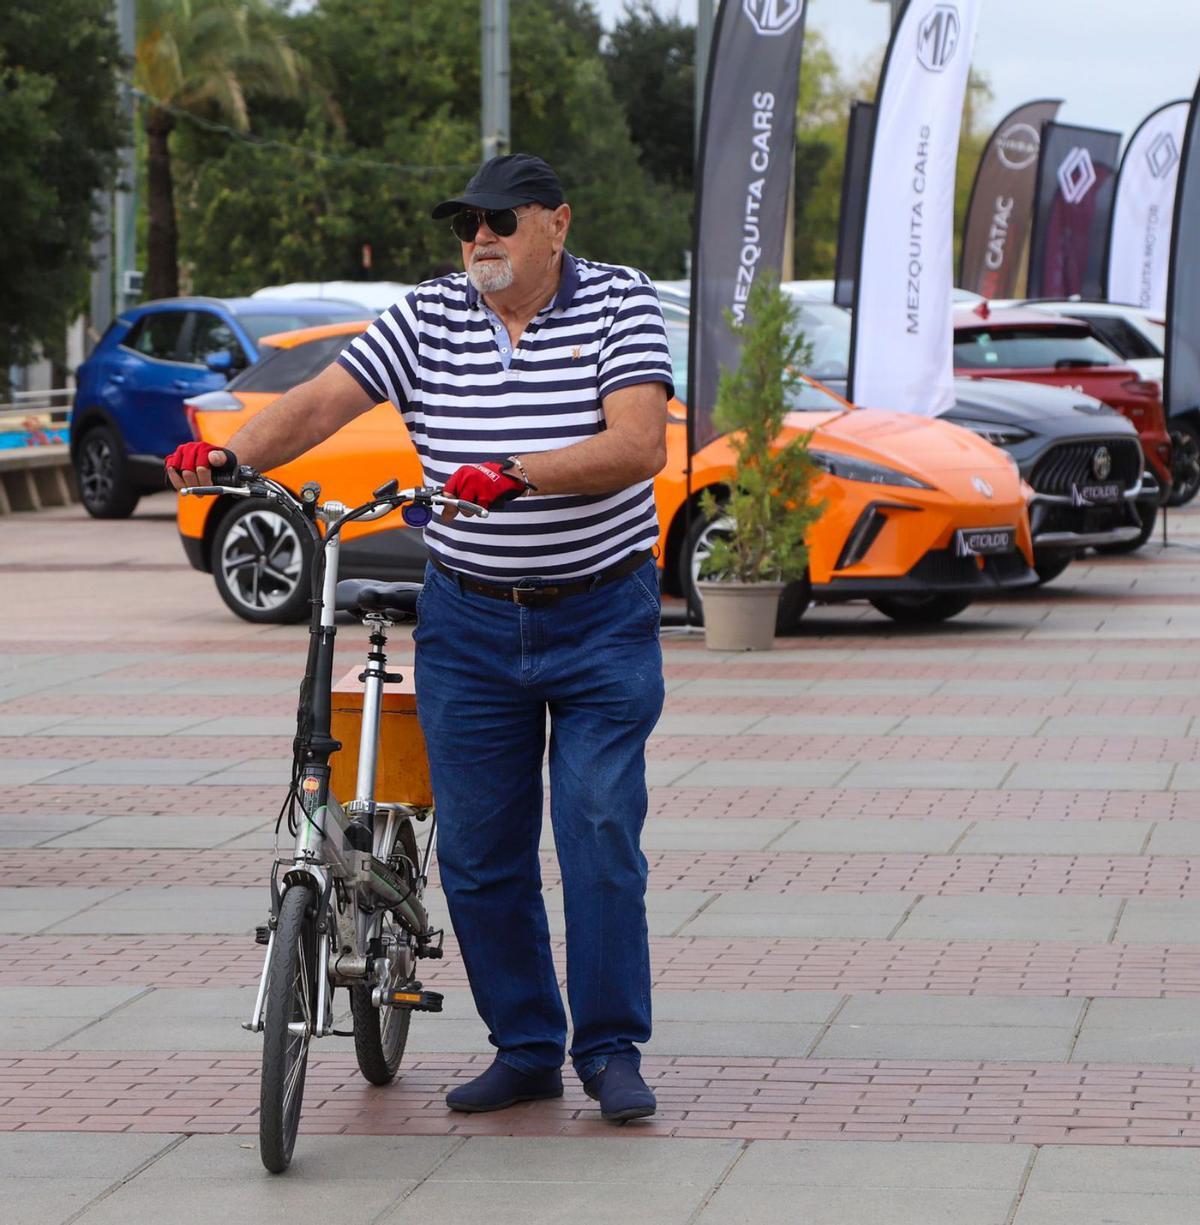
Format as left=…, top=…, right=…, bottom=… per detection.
left=472, top=246, right=508, bottom=262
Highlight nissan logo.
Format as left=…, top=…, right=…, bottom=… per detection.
left=742, top=0, right=805, bottom=37
left=996, top=122, right=1040, bottom=171
left=916, top=5, right=961, bottom=72
left=1092, top=446, right=1113, bottom=481
left=972, top=476, right=994, bottom=498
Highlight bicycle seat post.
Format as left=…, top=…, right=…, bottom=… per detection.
left=350, top=614, right=393, bottom=826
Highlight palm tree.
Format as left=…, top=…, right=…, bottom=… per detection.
left=135, top=0, right=302, bottom=298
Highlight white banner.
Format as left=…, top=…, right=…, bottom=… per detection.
left=848, top=0, right=980, bottom=416
left=1107, top=100, right=1189, bottom=313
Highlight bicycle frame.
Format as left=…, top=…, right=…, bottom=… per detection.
left=181, top=474, right=480, bottom=1039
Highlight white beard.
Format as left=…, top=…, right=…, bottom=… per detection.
left=468, top=249, right=515, bottom=294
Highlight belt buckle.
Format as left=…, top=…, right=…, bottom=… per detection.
left=511, top=583, right=538, bottom=606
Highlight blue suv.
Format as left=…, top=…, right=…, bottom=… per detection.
left=70, top=296, right=365, bottom=517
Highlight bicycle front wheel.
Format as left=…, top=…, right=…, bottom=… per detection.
left=260, top=885, right=319, bottom=1173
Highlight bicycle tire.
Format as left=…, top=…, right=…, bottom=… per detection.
left=260, top=885, right=319, bottom=1173
left=350, top=822, right=420, bottom=1085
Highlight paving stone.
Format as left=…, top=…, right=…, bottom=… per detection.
left=697, top=1186, right=1015, bottom=1225
left=1168, top=762, right=1200, bottom=790
left=955, top=819, right=1149, bottom=855
left=749, top=714, right=902, bottom=735
left=894, top=715, right=1047, bottom=736
left=724, top=1140, right=1032, bottom=1188
left=43, top=814, right=272, bottom=849
left=647, top=1019, right=825, bottom=1056
left=0, top=715, right=73, bottom=735
left=39, top=759, right=224, bottom=785
left=680, top=890, right=911, bottom=938
left=895, top=895, right=1122, bottom=942
left=45, top=886, right=264, bottom=935
left=1012, top=1193, right=1200, bottom=1225
left=0, top=759, right=78, bottom=784
left=652, top=714, right=767, bottom=736
left=939, top=678, right=1072, bottom=696
left=0, top=985, right=146, bottom=1018
left=0, top=885, right=124, bottom=934
left=839, top=761, right=1010, bottom=789
left=173, top=715, right=299, bottom=736
left=814, top=1020, right=1076, bottom=1061
left=0, top=812, right=101, bottom=847
left=428, top=1135, right=740, bottom=1183
left=673, top=760, right=855, bottom=788
left=1115, top=899, right=1200, bottom=942
left=378, top=1180, right=710, bottom=1225
left=1041, top=715, right=1193, bottom=736
left=1005, top=761, right=1173, bottom=791
left=771, top=817, right=968, bottom=853
left=1143, top=823, right=1200, bottom=854
left=1026, top=1145, right=1200, bottom=1194
left=638, top=817, right=795, bottom=851
left=836, top=993, right=1085, bottom=1028
left=1071, top=998, right=1200, bottom=1064
left=0, top=1132, right=174, bottom=1180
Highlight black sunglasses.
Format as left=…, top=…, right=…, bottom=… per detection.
left=450, top=206, right=537, bottom=243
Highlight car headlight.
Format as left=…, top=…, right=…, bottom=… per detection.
left=952, top=418, right=1034, bottom=445
left=810, top=450, right=933, bottom=489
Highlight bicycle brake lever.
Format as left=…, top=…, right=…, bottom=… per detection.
left=180, top=485, right=252, bottom=497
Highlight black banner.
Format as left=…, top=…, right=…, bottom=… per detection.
left=1027, top=121, right=1121, bottom=300
left=687, top=0, right=808, bottom=456
left=959, top=98, right=1062, bottom=298
left=833, top=100, right=874, bottom=309
left=1165, top=80, right=1200, bottom=420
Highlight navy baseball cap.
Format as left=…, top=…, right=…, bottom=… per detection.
left=431, top=153, right=565, bottom=219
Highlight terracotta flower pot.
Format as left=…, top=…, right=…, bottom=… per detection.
left=696, top=580, right=785, bottom=651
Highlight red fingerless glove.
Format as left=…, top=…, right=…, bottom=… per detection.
left=443, top=461, right=526, bottom=509
left=164, top=441, right=236, bottom=480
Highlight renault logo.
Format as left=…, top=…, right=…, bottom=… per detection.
left=1057, top=147, right=1098, bottom=205
left=1092, top=446, right=1113, bottom=480
left=972, top=476, right=994, bottom=498
left=742, top=0, right=805, bottom=36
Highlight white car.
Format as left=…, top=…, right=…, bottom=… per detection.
left=252, top=281, right=413, bottom=315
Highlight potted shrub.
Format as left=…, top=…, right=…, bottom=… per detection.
left=697, top=274, right=823, bottom=651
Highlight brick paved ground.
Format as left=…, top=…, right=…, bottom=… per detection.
left=6, top=502, right=1200, bottom=1222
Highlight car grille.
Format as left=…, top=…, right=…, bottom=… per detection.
left=1029, top=439, right=1141, bottom=496
left=909, top=549, right=1029, bottom=586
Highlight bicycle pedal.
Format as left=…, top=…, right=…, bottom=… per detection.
left=382, top=988, right=443, bottom=1013
left=254, top=926, right=271, bottom=945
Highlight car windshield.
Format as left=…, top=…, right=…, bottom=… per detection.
left=954, top=325, right=1117, bottom=370
left=228, top=333, right=362, bottom=393
left=235, top=307, right=365, bottom=345
left=661, top=299, right=851, bottom=409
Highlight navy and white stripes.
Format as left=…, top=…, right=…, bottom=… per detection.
left=337, top=253, right=674, bottom=581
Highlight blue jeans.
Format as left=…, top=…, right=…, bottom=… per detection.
left=412, top=557, right=664, bottom=1083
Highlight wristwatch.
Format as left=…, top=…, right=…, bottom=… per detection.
left=501, top=455, right=538, bottom=492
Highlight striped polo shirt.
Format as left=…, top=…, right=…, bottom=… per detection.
left=336, top=253, right=674, bottom=581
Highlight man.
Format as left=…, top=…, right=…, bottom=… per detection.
left=167, top=153, right=672, bottom=1122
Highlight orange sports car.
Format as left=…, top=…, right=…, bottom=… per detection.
left=177, top=319, right=1036, bottom=626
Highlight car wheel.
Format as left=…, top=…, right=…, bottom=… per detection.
left=1093, top=503, right=1158, bottom=555
left=1167, top=420, right=1200, bottom=507
left=682, top=510, right=810, bottom=633
left=869, top=593, right=973, bottom=624
left=1033, top=553, right=1074, bottom=585
left=212, top=498, right=313, bottom=623
left=75, top=424, right=140, bottom=519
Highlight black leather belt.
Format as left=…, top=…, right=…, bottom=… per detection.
left=431, top=550, right=653, bottom=607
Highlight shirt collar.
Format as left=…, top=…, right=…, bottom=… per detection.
left=465, top=251, right=578, bottom=312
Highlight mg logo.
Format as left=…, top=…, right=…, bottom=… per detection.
left=916, top=4, right=961, bottom=71
left=1057, top=147, right=1097, bottom=205
left=971, top=476, right=994, bottom=499
left=742, top=0, right=804, bottom=37
left=1092, top=447, right=1113, bottom=481
left=1146, top=132, right=1180, bottom=180
left=996, top=122, right=1040, bottom=171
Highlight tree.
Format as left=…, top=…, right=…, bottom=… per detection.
left=0, top=0, right=122, bottom=392
left=602, top=1, right=695, bottom=190
left=135, top=0, right=303, bottom=298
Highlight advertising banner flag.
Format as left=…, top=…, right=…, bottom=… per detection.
left=833, top=100, right=875, bottom=308
left=687, top=0, right=808, bottom=456
left=1027, top=122, right=1121, bottom=299
left=1165, top=79, right=1200, bottom=421
left=848, top=0, right=981, bottom=416
left=959, top=98, right=1062, bottom=298
left=1107, top=100, right=1189, bottom=312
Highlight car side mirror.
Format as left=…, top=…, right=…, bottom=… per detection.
left=205, top=350, right=233, bottom=375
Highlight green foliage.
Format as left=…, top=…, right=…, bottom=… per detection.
left=699, top=276, right=823, bottom=585
left=0, top=0, right=122, bottom=388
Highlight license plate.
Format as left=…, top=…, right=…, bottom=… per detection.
left=1072, top=482, right=1122, bottom=506
left=955, top=526, right=1015, bottom=557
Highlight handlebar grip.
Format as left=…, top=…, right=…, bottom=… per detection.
left=456, top=500, right=489, bottom=519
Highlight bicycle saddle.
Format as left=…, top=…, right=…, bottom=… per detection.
left=335, top=579, right=423, bottom=621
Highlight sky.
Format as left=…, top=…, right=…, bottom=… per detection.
left=594, top=0, right=1200, bottom=140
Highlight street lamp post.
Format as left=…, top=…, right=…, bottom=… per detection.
left=481, top=0, right=510, bottom=162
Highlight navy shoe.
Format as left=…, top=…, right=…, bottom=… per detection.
left=583, top=1056, right=657, bottom=1122
left=445, top=1059, right=563, bottom=1113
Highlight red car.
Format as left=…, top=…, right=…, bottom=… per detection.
left=953, top=304, right=1173, bottom=503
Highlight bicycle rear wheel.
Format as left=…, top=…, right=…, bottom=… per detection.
left=260, top=885, right=319, bottom=1173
